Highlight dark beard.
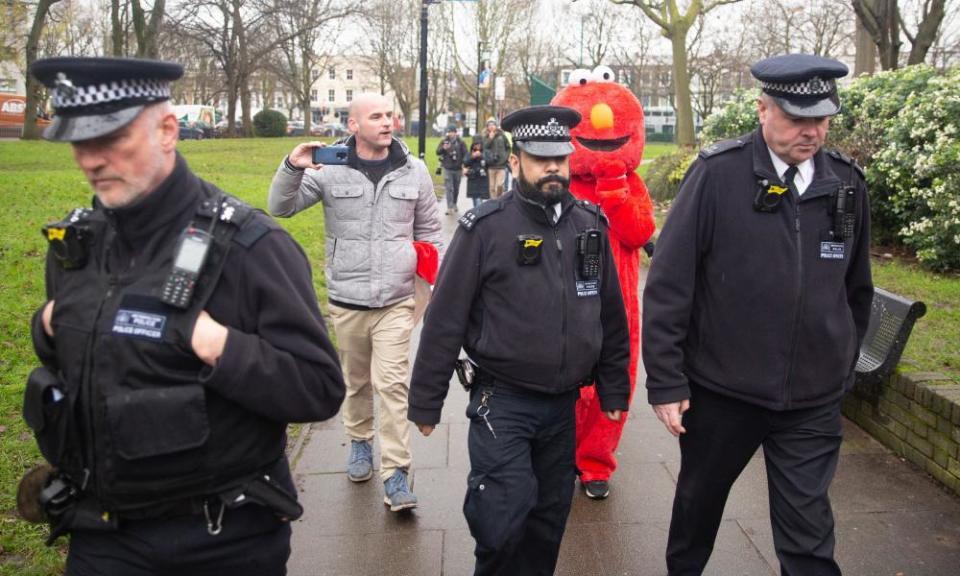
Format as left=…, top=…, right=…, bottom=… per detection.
left=516, top=167, right=570, bottom=206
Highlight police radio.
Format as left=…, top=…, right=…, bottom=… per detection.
left=161, top=225, right=214, bottom=309
left=577, top=208, right=602, bottom=280
left=831, top=163, right=858, bottom=241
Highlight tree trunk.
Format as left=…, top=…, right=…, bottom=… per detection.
left=111, top=0, right=123, bottom=55
left=907, top=0, right=946, bottom=65
left=22, top=0, right=61, bottom=140
left=670, top=29, right=695, bottom=147
left=854, top=18, right=877, bottom=76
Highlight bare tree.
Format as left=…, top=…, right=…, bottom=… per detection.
left=360, top=0, right=419, bottom=133
left=130, top=0, right=165, bottom=58
left=566, top=0, right=622, bottom=69
left=23, top=0, right=63, bottom=140
left=613, top=0, right=744, bottom=147
left=513, top=4, right=565, bottom=106
left=852, top=0, right=947, bottom=69
left=268, top=0, right=358, bottom=134
left=445, top=0, right=534, bottom=131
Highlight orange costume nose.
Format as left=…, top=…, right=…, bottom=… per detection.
left=590, top=103, right=614, bottom=130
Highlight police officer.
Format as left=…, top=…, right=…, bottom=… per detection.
left=642, top=54, right=873, bottom=576
left=21, top=57, right=345, bottom=575
left=408, top=105, right=631, bottom=575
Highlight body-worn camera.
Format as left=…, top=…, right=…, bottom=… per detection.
left=455, top=357, right=477, bottom=391
left=516, top=234, right=543, bottom=266
left=42, top=208, right=96, bottom=269
left=754, top=179, right=789, bottom=213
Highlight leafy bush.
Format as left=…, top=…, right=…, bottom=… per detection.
left=645, top=149, right=697, bottom=203
left=829, top=66, right=941, bottom=244
left=700, top=89, right=760, bottom=144
left=253, top=109, right=288, bottom=137
left=868, top=67, right=960, bottom=270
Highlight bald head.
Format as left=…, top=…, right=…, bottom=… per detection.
left=348, top=93, right=394, bottom=160
left=348, top=93, right=391, bottom=122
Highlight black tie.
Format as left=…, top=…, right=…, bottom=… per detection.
left=783, top=165, right=799, bottom=196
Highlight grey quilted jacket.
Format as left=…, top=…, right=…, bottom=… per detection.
left=268, top=137, right=444, bottom=308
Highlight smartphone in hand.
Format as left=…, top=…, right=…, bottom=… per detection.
left=312, top=145, right=350, bottom=165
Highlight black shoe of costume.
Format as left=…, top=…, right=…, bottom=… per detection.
left=583, top=480, right=610, bottom=500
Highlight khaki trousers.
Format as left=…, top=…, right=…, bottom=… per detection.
left=329, top=298, right=415, bottom=481
left=487, top=167, right=506, bottom=199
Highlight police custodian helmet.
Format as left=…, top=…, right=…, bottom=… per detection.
left=501, top=105, right=582, bottom=158
left=751, top=54, right=848, bottom=118
left=29, top=57, right=184, bottom=142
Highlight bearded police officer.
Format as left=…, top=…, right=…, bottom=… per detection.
left=408, top=105, right=631, bottom=575
left=21, top=57, right=345, bottom=575
left=642, top=54, right=873, bottom=576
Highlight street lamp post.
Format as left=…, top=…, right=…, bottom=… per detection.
left=418, top=0, right=440, bottom=159
left=475, top=42, right=490, bottom=137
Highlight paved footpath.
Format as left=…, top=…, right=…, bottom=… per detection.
left=288, top=186, right=960, bottom=575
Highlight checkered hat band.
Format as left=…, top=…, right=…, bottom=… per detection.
left=511, top=122, right=570, bottom=140
left=53, top=78, right=171, bottom=110
left=761, top=77, right=834, bottom=97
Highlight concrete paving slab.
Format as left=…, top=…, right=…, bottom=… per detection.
left=568, top=461, right=677, bottom=525
left=662, top=456, right=773, bottom=521
left=829, top=453, right=960, bottom=513
left=740, top=508, right=960, bottom=576
left=288, top=528, right=444, bottom=576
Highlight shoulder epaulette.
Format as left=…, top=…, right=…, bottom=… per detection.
left=458, top=199, right=503, bottom=231
left=699, top=138, right=747, bottom=159
left=826, top=149, right=865, bottom=179
left=574, top=199, right=609, bottom=225
left=196, top=188, right=270, bottom=248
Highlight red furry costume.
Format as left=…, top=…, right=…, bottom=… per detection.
left=552, top=71, right=656, bottom=484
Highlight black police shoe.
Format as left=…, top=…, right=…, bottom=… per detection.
left=583, top=479, right=610, bottom=500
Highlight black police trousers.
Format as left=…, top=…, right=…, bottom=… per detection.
left=667, top=383, right=843, bottom=576
left=463, top=382, right=578, bottom=576
left=65, top=502, right=291, bottom=576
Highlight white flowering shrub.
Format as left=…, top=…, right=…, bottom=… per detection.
left=700, top=89, right=760, bottom=143
left=869, top=67, right=960, bottom=270
left=829, top=66, right=940, bottom=244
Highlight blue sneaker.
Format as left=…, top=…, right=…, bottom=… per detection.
left=383, top=469, right=417, bottom=512
left=347, top=440, right=373, bottom=482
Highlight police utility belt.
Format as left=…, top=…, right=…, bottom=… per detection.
left=23, top=190, right=294, bottom=543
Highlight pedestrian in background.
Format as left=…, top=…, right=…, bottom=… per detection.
left=437, top=124, right=467, bottom=214
left=480, top=117, right=509, bottom=199
left=642, top=54, right=873, bottom=576
left=269, top=93, right=444, bottom=513
left=463, top=141, right=489, bottom=208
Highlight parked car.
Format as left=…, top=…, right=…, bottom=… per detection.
left=178, top=121, right=205, bottom=140
left=287, top=120, right=305, bottom=137
left=310, top=122, right=347, bottom=138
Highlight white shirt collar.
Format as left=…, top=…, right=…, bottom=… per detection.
left=552, top=202, right=562, bottom=223
left=767, top=149, right=815, bottom=196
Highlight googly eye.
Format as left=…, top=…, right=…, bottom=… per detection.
left=568, top=69, right=591, bottom=86
left=592, top=65, right=615, bottom=83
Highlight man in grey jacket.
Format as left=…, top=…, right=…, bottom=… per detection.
left=269, top=93, right=443, bottom=512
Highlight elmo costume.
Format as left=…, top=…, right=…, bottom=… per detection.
left=552, top=66, right=656, bottom=491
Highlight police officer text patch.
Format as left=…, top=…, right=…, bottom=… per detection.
left=820, top=242, right=845, bottom=260
left=113, top=309, right=167, bottom=341
left=576, top=279, right=599, bottom=297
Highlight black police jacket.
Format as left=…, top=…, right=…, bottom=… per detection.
left=28, top=155, right=344, bottom=514
left=642, top=129, right=873, bottom=410
left=408, top=190, right=631, bottom=426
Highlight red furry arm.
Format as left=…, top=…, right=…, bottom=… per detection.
left=592, top=164, right=656, bottom=250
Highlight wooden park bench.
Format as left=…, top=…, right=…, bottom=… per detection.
left=855, top=287, right=927, bottom=386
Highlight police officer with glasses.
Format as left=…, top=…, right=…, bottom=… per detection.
left=19, top=56, right=345, bottom=575
left=409, top=105, right=631, bottom=576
